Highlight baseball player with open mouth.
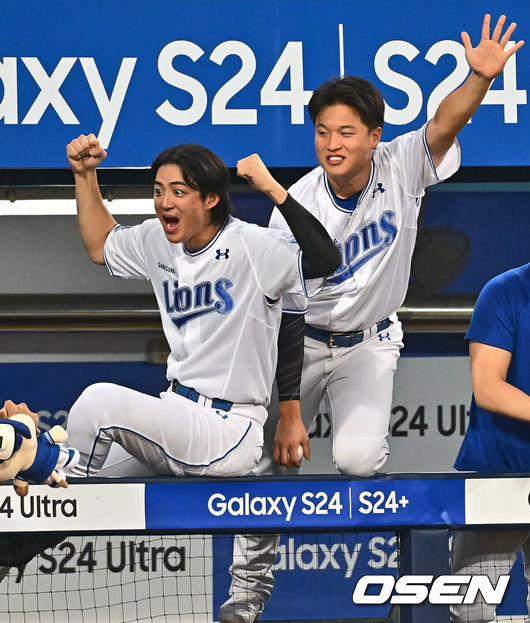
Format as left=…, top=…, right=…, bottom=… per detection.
left=61, top=138, right=340, bottom=480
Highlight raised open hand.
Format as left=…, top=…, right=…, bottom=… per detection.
left=462, top=14, right=524, bottom=81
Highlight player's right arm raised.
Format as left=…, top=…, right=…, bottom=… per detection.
left=237, top=154, right=341, bottom=278
left=66, top=134, right=117, bottom=265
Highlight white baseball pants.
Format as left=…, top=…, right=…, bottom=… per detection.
left=65, top=382, right=264, bottom=478
left=451, top=529, right=530, bottom=623
left=229, top=319, right=403, bottom=601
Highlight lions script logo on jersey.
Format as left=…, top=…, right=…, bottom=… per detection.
left=328, top=210, right=397, bottom=285
left=162, top=278, right=234, bottom=329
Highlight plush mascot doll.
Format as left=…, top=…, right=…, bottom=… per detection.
left=0, top=400, right=79, bottom=497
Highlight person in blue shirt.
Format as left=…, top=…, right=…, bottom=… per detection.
left=451, top=263, right=530, bottom=623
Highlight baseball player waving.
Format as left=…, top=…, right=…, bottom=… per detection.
left=223, top=13, right=525, bottom=623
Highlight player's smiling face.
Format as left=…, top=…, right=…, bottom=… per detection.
left=314, top=103, right=381, bottom=198
left=154, top=164, right=220, bottom=251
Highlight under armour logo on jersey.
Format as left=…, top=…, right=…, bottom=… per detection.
left=378, top=332, right=391, bottom=342
left=216, top=410, right=228, bottom=419
left=215, top=248, right=230, bottom=260
left=372, top=182, right=385, bottom=198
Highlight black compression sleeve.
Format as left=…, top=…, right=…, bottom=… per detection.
left=276, top=312, right=305, bottom=402
left=276, top=193, right=341, bottom=279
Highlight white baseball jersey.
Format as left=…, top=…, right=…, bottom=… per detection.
left=270, top=123, right=461, bottom=331
left=104, top=216, right=317, bottom=407
left=228, top=125, right=461, bottom=602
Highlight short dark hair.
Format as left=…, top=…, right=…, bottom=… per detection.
left=151, top=144, right=233, bottom=225
left=308, top=76, right=385, bottom=131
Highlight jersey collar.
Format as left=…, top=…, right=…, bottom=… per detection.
left=183, top=217, right=231, bottom=256
left=323, top=157, right=375, bottom=213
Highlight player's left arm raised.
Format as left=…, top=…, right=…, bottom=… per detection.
left=426, top=14, right=524, bottom=167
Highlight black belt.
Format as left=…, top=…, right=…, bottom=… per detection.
left=171, top=381, right=233, bottom=412
left=305, top=317, right=392, bottom=348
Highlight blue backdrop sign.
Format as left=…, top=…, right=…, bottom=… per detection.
left=145, top=478, right=465, bottom=530
left=212, top=532, right=396, bottom=621
left=0, top=0, right=528, bottom=167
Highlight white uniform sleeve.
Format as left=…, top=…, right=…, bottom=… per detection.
left=268, top=206, right=291, bottom=234
left=103, top=222, right=150, bottom=280
left=245, top=227, right=316, bottom=304
left=268, top=208, right=308, bottom=314
left=388, top=122, right=461, bottom=197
